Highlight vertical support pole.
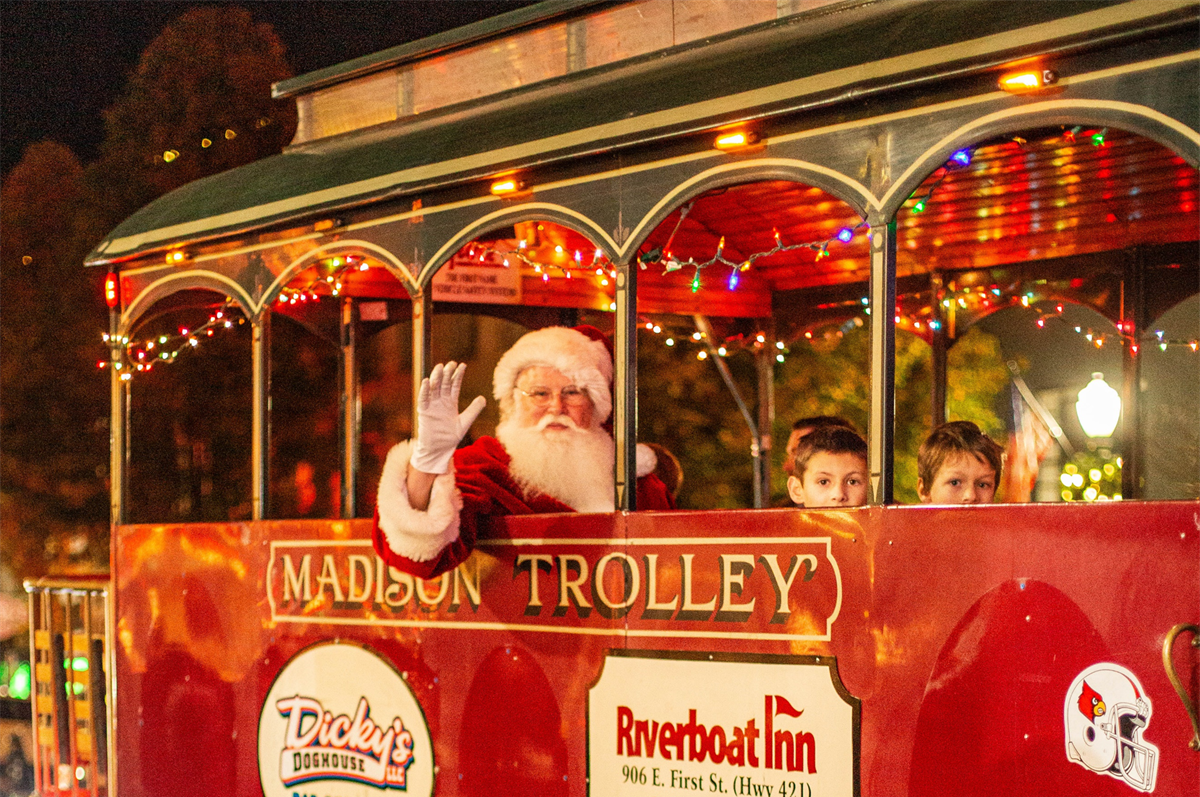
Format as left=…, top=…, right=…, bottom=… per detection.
left=867, top=214, right=897, bottom=504
left=107, top=300, right=124, bottom=796
left=108, top=307, right=125, bottom=527
left=83, top=591, right=97, bottom=795
left=930, top=271, right=947, bottom=427
left=412, top=290, right=432, bottom=435
left=756, top=341, right=775, bottom=508
left=63, top=594, right=77, bottom=795
left=103, top=583, right=115, bottom=797
left=25, top=585, right=40, bottom=793
left=340, top=297, right=360, bottom=518
left=251, top=310, right=271, bottom=521
left=1121, top=248, right=1144, bottom=499
left=614, top=261, right=637, bottom=511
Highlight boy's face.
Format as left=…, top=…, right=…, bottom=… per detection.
left=788, top=452, right=869, bottom=508
left=918, top=452, right=997, bottom=504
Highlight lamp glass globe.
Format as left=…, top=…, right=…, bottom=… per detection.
left=1076, top=372, right=1121, bottom=438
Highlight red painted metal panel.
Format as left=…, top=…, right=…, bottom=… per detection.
left=113, top=502, right=1200, bottom=795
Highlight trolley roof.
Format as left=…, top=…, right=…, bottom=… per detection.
left=86, top=0, right=1197, bottom=269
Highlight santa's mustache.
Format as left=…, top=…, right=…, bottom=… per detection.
left=536, top=413, right=582, bottom=431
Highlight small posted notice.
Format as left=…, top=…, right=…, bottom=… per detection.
left=431, top=253, right=522, bottom=305
left=589, top=651, right=859, bottom=797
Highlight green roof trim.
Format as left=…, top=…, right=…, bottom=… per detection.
left=272, top=0, right=609, bottom=99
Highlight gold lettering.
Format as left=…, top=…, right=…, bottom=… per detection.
left=515, top=554, right=554, bottom=609
left=450, top=560, right=481, bottom=611
left=759, top=554, right=816, bottom=623
left=282, top=554, right=312, bottom=602
left=316, top=554, right=346, bottom=602
left=677, top=554, right=716, bottom=620
left=594, top=551, right=640, bottom=611
left=384, top=567, right=413, bottom=608
left=715, top=554, right=757, bottom=621
left=555, top=554, right=592, bottom=617
left=346, top=555, right=373, bottom=602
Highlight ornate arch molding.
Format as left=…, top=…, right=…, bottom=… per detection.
left=417, top=203, right=616, bottom=288
left=621, top=159, right=876, bottom=261
left=882, top=99, right=1200, bottom=219
left=119, top=271, right=254, bottom=339
left=266, top=239, right=418, bottom=306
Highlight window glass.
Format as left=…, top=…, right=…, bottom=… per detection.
left=126, top=292, right=251, bottom=522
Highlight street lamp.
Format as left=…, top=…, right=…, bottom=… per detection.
left=1076, top=372, right=1121, bottom=438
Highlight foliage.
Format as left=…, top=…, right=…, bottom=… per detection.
left=91, top=6, right=296, bottom=225
left=0, top=142, right=110, bottom=576
left=637, top=321, right=1007, bottom=508
left=638, top=331, right=757, bottom=509
left=1059, top=449, right=1122, bottom=502
left=1, top=8, right=295, bottom=574
left=769, top=323, right=1010, bottom=504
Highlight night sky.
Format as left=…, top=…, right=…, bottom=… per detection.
left=0, top=0, right=540, bottom=176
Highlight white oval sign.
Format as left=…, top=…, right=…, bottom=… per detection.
left=258, top=642, right=434, bottom=796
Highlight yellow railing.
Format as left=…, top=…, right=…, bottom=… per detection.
left=24, top=577, right=112, bottom=797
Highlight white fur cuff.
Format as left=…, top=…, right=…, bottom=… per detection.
left=376, top=440, right=463, bottom=562
left=636, top=443, right=657, bottom=478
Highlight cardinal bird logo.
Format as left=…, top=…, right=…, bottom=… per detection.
left=1076, top=680, right=1105, bottom=722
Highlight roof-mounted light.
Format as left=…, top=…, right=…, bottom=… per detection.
left=714, top=130, right=760, bottom=151
left=490, top=178, right=524, bottom=196
left=999, top=68, right=1058, bottom=94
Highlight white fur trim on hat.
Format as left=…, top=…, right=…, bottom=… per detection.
left=376, top=440, right=463, bottom=562
left=493, top=326, right=613, bottom=423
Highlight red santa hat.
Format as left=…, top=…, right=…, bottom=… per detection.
left=493, top=326, right=613, bottom=423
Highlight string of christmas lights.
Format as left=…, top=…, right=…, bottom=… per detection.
left=107, top=124, right=1169, bottom=377
left=99, top=300, right=245, bottom=380
left=907, top=125, right=1109, bottom=215
left=907, top=147, right=976, bottom=214
left=637, top=279, right=1199, bottom=366
left=277, top=254, right=372, bottom=303
left=449, top=240, right=617, bottom=286
left=642, top=218, right=872, bottom=293
left=1028, top=303, right=1199, bottom=353
left=639, top=318, right=792, bottom=362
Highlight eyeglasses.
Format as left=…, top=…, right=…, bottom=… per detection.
left=517, top=385, right=590, bottom=408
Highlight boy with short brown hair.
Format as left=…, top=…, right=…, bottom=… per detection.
left=783, top=415, right=857, bottom=476
left=787, top=425, right=869, bottom=508
left=917, top=421, right=1004, bottom=504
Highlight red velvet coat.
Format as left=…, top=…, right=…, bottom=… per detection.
left=373, top=436, right=674, bottom=579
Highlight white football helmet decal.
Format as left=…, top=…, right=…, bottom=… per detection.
left=1064, top=663, right=1158, bottom=792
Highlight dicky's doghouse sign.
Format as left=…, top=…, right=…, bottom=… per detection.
left=589, top=651, right=860, bottom=796
left=258, top=642, right=435, bottom=797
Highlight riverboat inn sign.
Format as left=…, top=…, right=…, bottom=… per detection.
left=589, top=651, right=860, bottom=796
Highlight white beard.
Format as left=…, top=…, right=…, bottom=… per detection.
left=495, top=414, right=616, bottom=512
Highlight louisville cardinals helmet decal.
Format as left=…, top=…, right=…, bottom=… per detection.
left=1064, top=663, right=1158, bottom=792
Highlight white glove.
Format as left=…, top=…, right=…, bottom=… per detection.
left=409, top=361, right=487, bottom=474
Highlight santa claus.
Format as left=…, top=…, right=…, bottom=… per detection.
left=373, top=326, right=674, bottom=578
